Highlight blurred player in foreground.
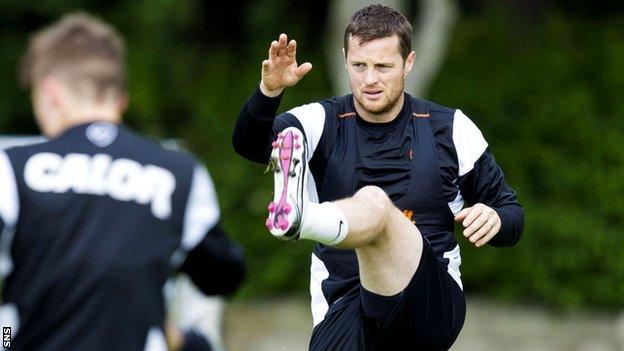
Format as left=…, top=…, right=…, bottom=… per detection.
left=0, top=12, right=244, bottom=351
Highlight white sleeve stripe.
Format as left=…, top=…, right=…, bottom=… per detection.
left=286, top=103, right=326, bottom=155
left=452, top=109, right=488, bottom=177
left=447, top=190, right=464, bottom=216
left=0, top=151, right=19, bottom=227
left=181, top=165, right=220, bottom=251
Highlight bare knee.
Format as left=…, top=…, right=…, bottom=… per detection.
left=354, top=186, right=393, bottom=235
left=355, top=186, right=392, bottom=212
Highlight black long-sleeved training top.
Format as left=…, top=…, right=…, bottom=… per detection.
left=233, top=88, right=523, bottom=326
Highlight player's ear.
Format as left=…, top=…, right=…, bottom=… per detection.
left=32, top=76, right=65, bottom=138
left=41, top=76, right=63, bottom=108
left=404, top=51, right=416, bottom=77
left=342, top=47, right=347, bottom=69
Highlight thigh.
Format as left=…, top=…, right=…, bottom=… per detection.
left=355, top=206, right=424, bottom=297
left=363, top=242, right=466, bottom=350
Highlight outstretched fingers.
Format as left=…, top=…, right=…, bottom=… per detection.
left=295, top=62, right=313, bottom=79
left=261, top=33, right=311, bottom=92
left=286, top=39, right=297, bottom=58
left=277, top=33, right=288, bottom=57
left=268, top=40, right=279, bottom=60
left=268, top=33, right=288, bottom=59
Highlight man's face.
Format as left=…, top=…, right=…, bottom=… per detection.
left=345, top=35, right=414, bottom=118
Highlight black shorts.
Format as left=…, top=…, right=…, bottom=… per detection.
left=309, top=242, right=466, bottom=351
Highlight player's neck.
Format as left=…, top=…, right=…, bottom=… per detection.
left=355, top=93, right=405, bottom=124
left=64, top=114, right=120, bottom=128
left=39, top=109, right=121, bottom=138
left=63, top=101, right=122, bottom=127
left=47, top=111, right=121, bottom=138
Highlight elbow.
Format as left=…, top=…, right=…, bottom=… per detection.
left=184, top=240, right=247, bottom=296
left=508, top=207, right=525, bottom=246
left=191, top=258, right=246, bottom=296
left=232, top=119, right=252, bottom=159
left=232, top=134, right=245, bottom=158
left=497, top=229, right=523, bottom=248
left=232, top=132, right=249, bottom=159
left=510, top=211, right=525, bottom=246
left=221, top=259, right=246, bottom=296
left=232, top=134, right=269, bottom=165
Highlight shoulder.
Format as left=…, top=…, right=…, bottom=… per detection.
left=411, top=96, right=456, bottom=128
left=277, top=95, right=352, bottom=150
left=409, top=97, right=457, bottom=143
left=119, top=126, right=198, bottom=169
left=318, top=94, right=353, bottom=118
left=283, top=94, right=352, bottom=120
left=422, top=98, right=456, bottom=118
left=2, top=138, right=53, bottom=166
left=409, top=96, right=485, bottom=143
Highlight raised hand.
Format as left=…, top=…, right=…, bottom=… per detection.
left=260, top=33, right=313, bottom=97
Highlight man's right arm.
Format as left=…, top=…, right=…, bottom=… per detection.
left=232, top=87, right=283, bottom=164
left=232, top=33, right=312, bottom=164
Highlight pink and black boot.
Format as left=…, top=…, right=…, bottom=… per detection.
left=266, top=127, right=308, bottom=241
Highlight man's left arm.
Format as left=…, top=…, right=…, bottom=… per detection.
left=179, top=223, right=245, bottom=295
left=177, top=164, right=246, bottom=295
left=455, top=149, right=524, bottom=247
left=167, top=164, right=246, bottom=351
left=451, top=110, right=524, bottom=248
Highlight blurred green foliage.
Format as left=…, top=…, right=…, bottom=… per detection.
left=0, top=1, right=623, bottom=310
left=430, top=6, right=624, bottom=311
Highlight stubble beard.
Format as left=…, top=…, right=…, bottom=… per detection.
left=352, top=80, right=405, bottom=117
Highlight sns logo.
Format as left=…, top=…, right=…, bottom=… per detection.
left=24, top=153, right=176, bottom=220
left=3, top=327, right=10, bottom=348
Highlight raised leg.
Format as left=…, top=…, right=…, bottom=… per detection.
left=334, top=185, right=423, bottom=296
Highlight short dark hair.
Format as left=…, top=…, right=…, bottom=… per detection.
left=20, top=12, right=126, bottom=97
left=343, top=4, right=413, bottom=60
